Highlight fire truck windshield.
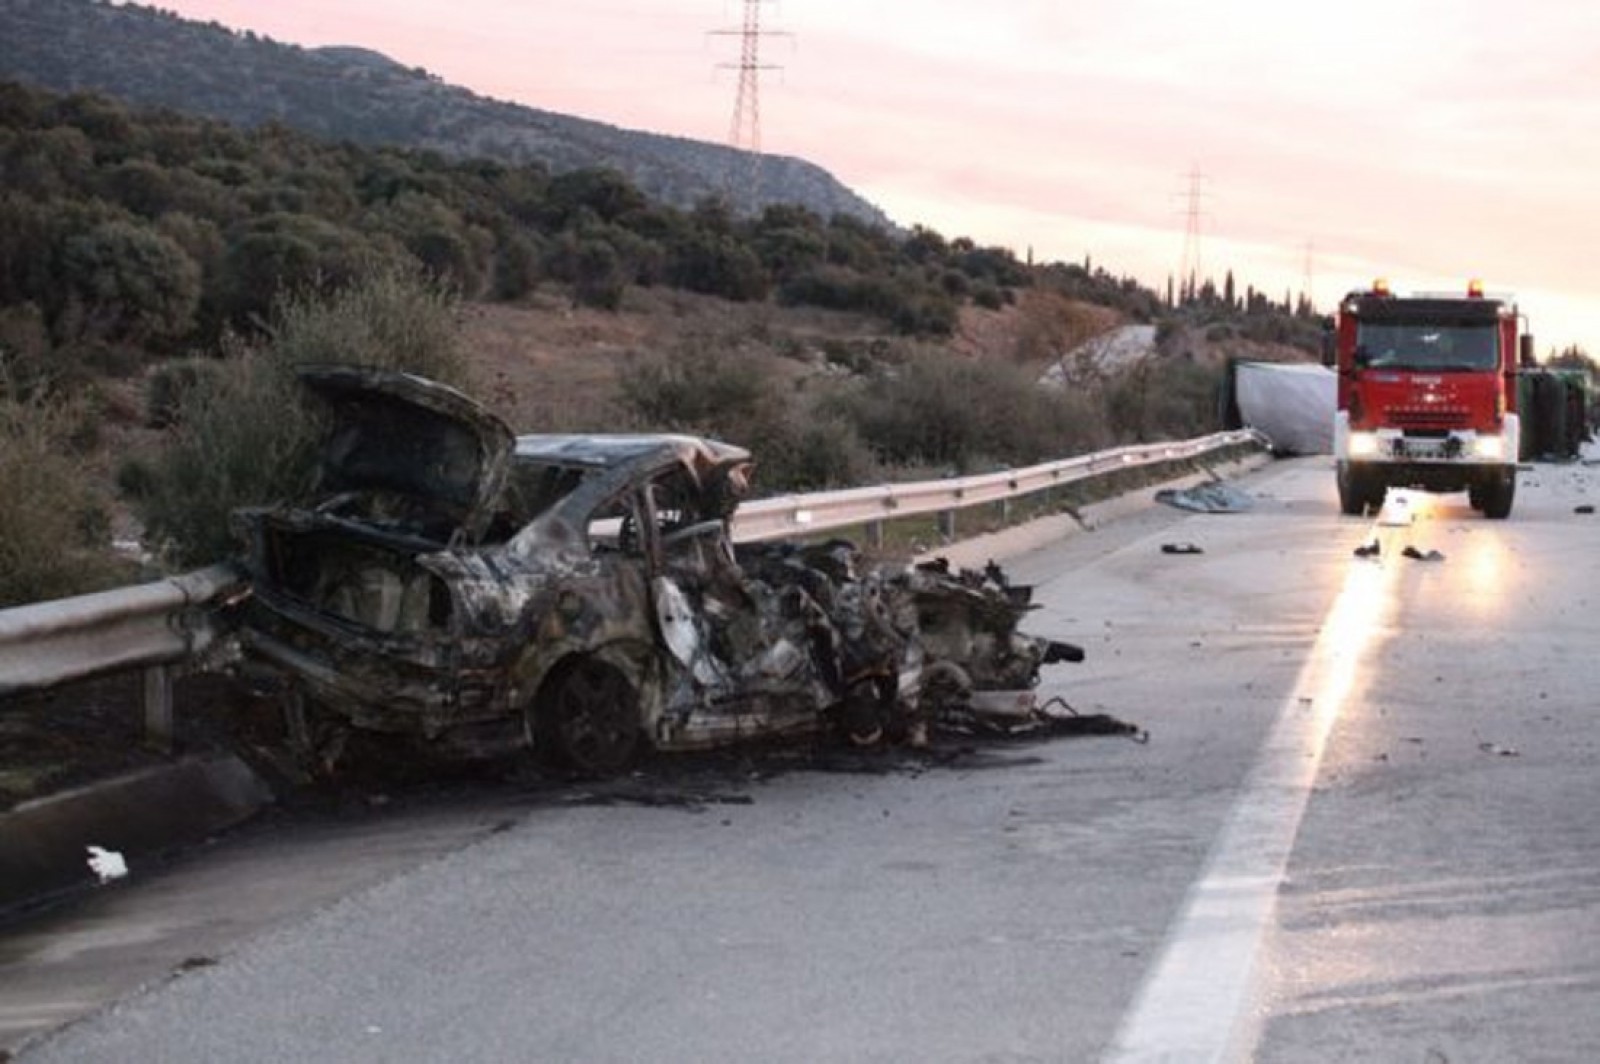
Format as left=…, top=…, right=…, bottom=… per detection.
left=1354, top=323, right=1499, bottom=371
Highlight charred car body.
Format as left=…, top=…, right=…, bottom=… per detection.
left=232, top=366, right=1080, bottom=774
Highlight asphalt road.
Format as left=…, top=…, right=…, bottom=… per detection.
left=7, top=455, right=1600, bottom=1063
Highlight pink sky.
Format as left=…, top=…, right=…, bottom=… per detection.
left=154, top=0, right=1600, bottom=355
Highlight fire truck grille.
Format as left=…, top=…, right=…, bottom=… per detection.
left=1388, top=408, right=1471, bottom=430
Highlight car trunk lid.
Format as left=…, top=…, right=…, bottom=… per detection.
left=298, top=364, right=515, bottom=545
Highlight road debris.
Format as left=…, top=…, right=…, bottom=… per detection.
left=936, top=695, right=1146, bottom=743
left=564, top=788, right=756, bottom=813
left=1576, top=504, right=1595, bottom=515
left=1477, top=742, right=1520, bottom=757
left=86, top=845, right=128, bottom=884
left=1153, top=483, right=1254, bottom=513
left=1401, top=546, right=1445, bottom=562
left=1377, top=492, right=1415, bottom=527
left=1160, top=543, right=1204, bottom=555
left=1353, top=540, right=1380, bottom=558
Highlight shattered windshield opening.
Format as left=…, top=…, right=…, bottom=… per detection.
left=1355, top=322, right=1499, bottom=371
left=506, top=463, right=587, bottom=523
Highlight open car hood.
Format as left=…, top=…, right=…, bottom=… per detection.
left=297, top=364, right=515, bottom=541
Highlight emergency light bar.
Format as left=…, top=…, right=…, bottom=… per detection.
left=1365, top=278, right=1514, bottom=303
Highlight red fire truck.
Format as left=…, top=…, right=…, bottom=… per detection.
left=1328, top=279, right=1532, bottom=519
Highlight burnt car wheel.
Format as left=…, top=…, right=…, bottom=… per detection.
left=829, top=671, right=900, bottom=747
left=535, top=657, right=642, bottom=775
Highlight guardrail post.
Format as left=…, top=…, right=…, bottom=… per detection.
left=865, top=520, right=884, bottom=550
left=937, top=508, right=956, bottom=541
left=143, top=663, right=174, bottom=753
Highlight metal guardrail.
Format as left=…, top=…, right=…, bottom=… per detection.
left=0, top=564, right=245, bottom=751
left=0, top=430, right=1265, bottom=745
left=731, top=429, right=1265, bottom=543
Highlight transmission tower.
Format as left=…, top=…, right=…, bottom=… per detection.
left=1300, top=239, right=1316, bottom=313
left=1176, top=164, right=1209, bottom=303
left=711, top=0, right=787, bottom=208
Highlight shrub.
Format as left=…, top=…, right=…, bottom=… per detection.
left=820, top=340, right=875, bottom=375
left=491, top=227, right=542, bottom=300
left=130, top=352, right=314, bottom=566
left=59, top=218, right=202, bottom=345
left=144, top=356, right=223, bottom=427
left=777, top=266, right=957, bottom=336
left=746, top=411, right=878, bottom=492
left=836, top=352, right=1110, bottom=472
left=665, top=230, right=770, bottom=302
left=548, top=236, right=625, bottom=311
left=133, top=267, right=467, bottom=565
left=617, top=339, right=771, bottom=435
left=0, top=388, right=130, bottom=606
left=214, top=212, right=387, bottom=329
left=264, top=265, right=469, bottom=387
left=889, top=286, right=958, bottom=336
left=0, top=302, right=55, bottom=398
left=616, top=337, right=878, bottom=493
left=1105, top=356, right=1224, bottom=442
left=970, top=282, right=1005, bottom=310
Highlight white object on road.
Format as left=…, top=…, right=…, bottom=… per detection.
left=86, top=845, right=128, bottom=884
left=1378, top=490, right=1415, bottom=526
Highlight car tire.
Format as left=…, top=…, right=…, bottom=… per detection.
left=534, top=656, right=642, bottom=775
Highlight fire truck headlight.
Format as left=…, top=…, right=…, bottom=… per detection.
left=1474, top=435, right=1505, bottom=460
left=1349, top=432, right=1380, bottom=458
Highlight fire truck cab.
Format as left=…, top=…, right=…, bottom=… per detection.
left=1327, top=279, right=1532, bottom=519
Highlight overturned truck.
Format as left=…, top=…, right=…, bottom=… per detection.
left=231, top=365, right=1083, bottom=775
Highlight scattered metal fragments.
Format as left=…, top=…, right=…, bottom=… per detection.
left=1153, top=483, right=1255, bottom=513
left=939, top=694, right=1148, bottom=744
left=231, top=366, right=1104, bottom=779
left=1478, top=742, right=1520, bottom=758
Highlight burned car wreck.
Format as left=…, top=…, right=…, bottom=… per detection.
left=232, top=365, right=1083, bottom=775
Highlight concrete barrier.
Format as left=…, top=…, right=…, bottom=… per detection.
left=0, top=754, right=272, bottom=915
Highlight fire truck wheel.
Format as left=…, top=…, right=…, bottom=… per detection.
left=1480, top=472, right=1515, bottom=520
left=1337, top=463, right=1377, bottom=516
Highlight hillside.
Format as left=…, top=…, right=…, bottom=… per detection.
left=0, top=0, right=889, bottom=225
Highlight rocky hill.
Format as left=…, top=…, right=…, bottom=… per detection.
left=0, top=0, right=890, bottom=226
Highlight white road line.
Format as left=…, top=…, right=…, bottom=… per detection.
left=1103, top=555, right=1397, bottom=1063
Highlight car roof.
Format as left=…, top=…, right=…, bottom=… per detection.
left=512, top=434, right=751, bottom=472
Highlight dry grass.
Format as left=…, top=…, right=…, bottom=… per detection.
left=460, top=286, right=894, bottom=434
left=950, top=290, right=1122, bottom=369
